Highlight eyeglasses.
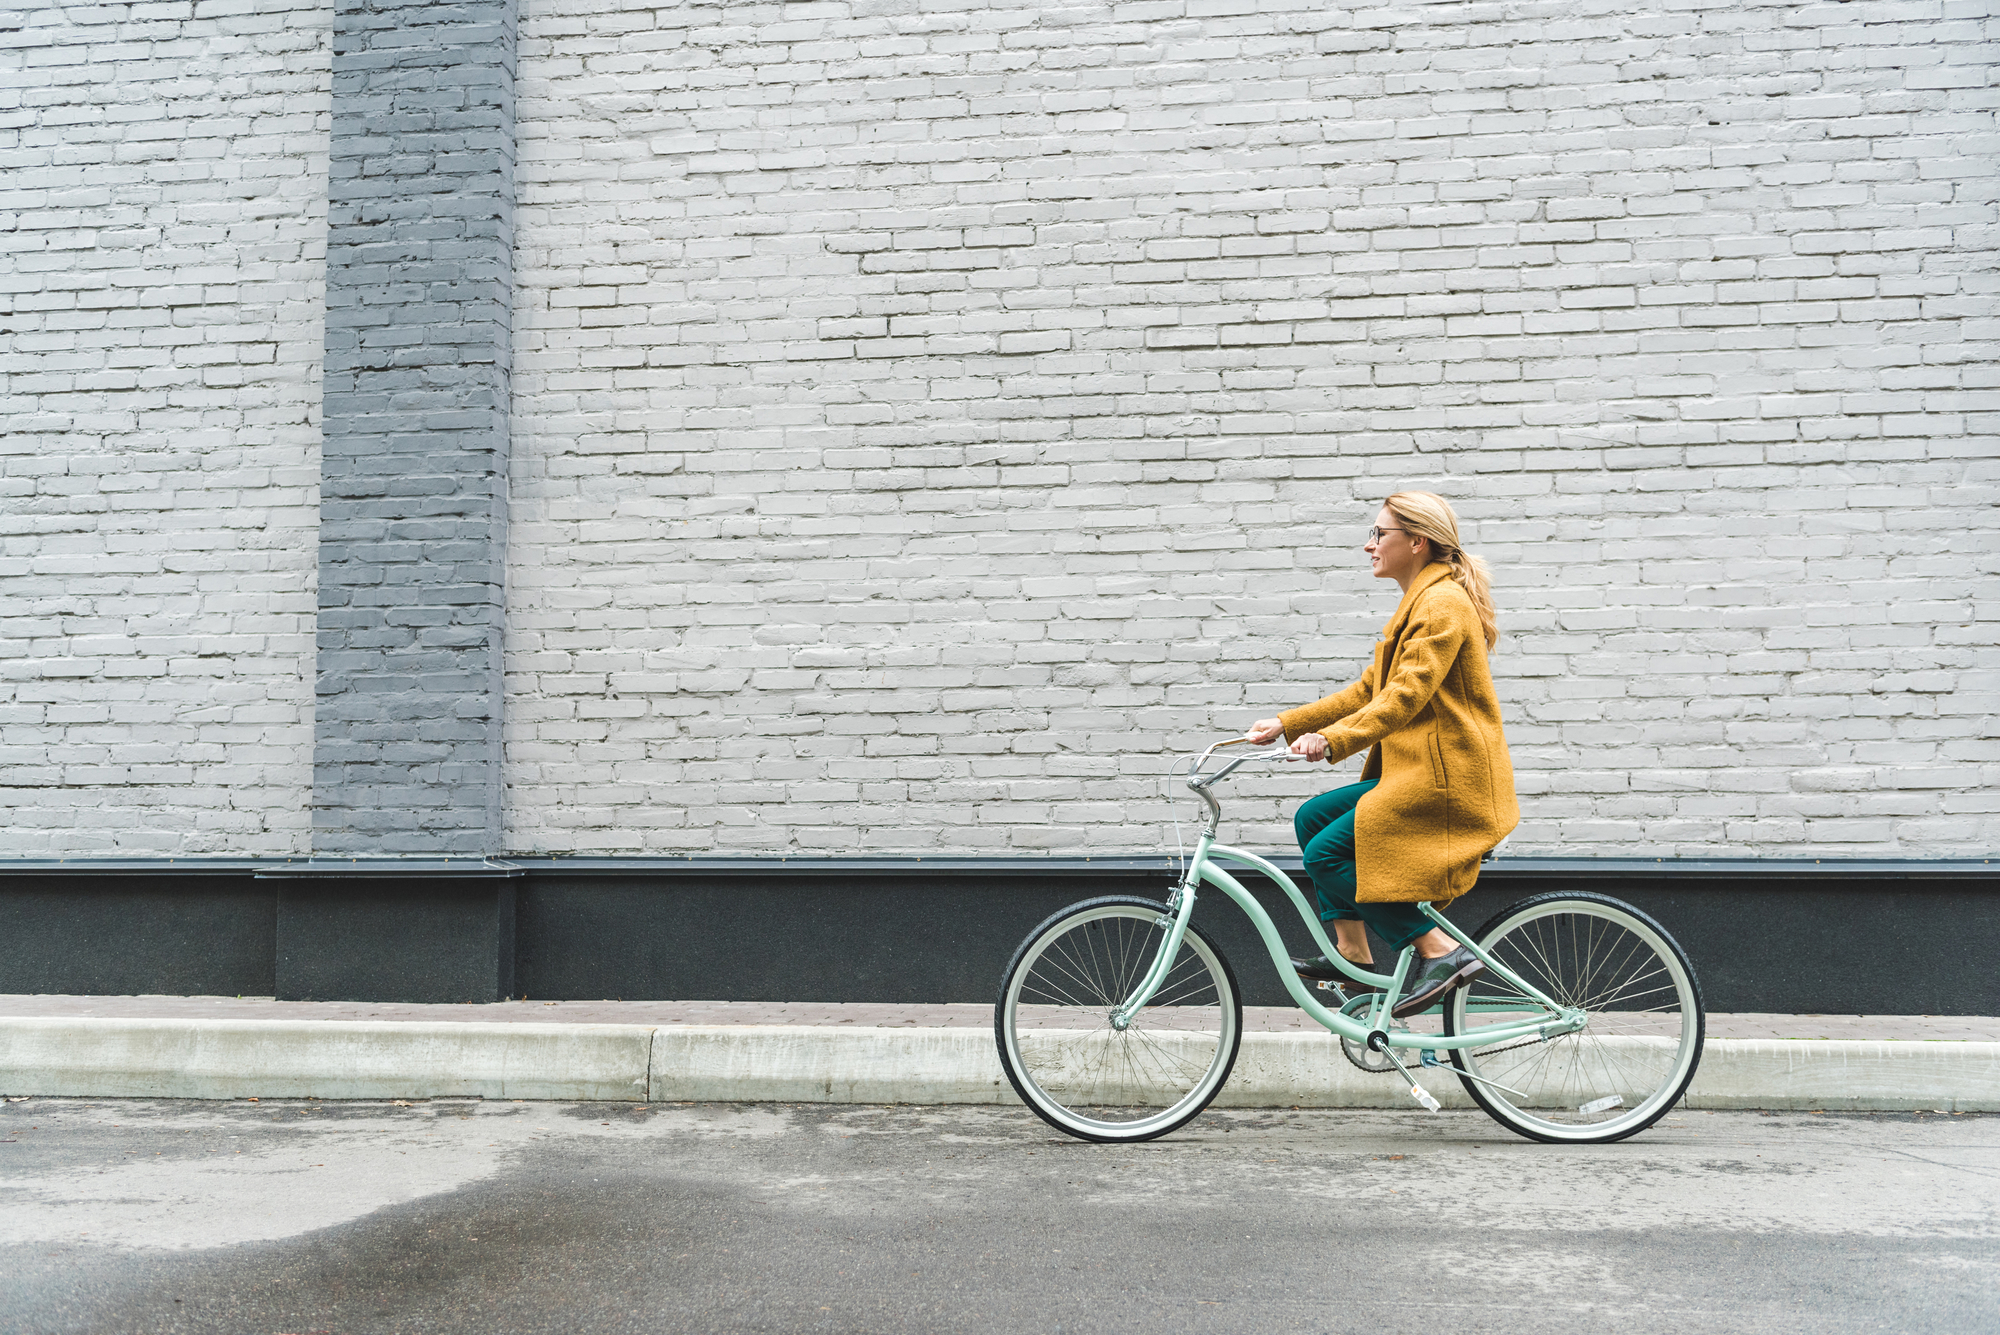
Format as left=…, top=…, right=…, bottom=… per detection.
left=1366, top=527, right=1408, bottom=541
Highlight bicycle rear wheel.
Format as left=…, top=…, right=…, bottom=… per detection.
left=995, top=896, right=1241, bottom=1143
left=1443, top=892, right=1704, bottom=1144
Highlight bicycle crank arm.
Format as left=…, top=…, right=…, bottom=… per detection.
left=1370, top=1034, right=1441, bottom=1112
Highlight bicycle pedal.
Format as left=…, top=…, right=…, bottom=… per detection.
left=1408, top=1084, right=1442, bottom=1113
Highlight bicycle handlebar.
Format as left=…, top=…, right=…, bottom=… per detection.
left=1185, top=736, right=1301, bottom=790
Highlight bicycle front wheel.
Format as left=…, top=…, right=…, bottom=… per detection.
left=1443, top=892, right=1704, bottom=1144
left=995, top=896, right=1242, bottom=1143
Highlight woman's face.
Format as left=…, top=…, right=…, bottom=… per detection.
left=1365, top=505, right=1429, bottom=583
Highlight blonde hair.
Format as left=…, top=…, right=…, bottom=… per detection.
left=1383, top=491, right=1498, bottom=649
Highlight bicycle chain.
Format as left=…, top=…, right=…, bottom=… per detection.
left=1455, top=1034, right=1551, bottom=1061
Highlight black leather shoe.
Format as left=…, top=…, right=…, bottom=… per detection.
left=1391, top=946, right=1485, bottom=1019
left=1290, top=954, right=1382, bottom=993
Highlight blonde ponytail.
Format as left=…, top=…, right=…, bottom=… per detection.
left=1382, top=490, right=1499, bottom=650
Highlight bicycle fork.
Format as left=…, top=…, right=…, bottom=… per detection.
left=1107, top=881, right=1198, bottom=1030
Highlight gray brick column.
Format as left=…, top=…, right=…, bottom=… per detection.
left=315, top=0, right=516, bottom=856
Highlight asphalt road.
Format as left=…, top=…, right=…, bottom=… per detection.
left=0, top=1097, right=1993, bottom=1335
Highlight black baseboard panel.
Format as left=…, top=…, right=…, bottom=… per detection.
left=0, top=857, right=1994, bottom=1013
left=0, top=872, right=276, bottom=997
left=515, top=869, right=1180, bottom=1006
left=275, top=879, right=517, bottom=1004
left=513, top=858, right=2000, bottom=1015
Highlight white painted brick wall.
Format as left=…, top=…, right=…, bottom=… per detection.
left=20, top=1, right=1984, bottom=862
left=0, top=1, right=329, bottom=854
left=507, top=0, right=1999, bottom=860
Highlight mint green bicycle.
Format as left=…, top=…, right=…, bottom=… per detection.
left=994, top=739, right=1705, bottom=1145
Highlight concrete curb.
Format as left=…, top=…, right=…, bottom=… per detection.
left=4, top=1019, right=1996, bottom=1111
left=1682, top=1038, right=2000, bottom=1111
left=0, top=1018, right=655, bottom=1102
left=653, top=1027, right=2000, bottom=1112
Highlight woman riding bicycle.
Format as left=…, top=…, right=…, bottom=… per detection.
left=1246, top=491, right=1519, bottom=1021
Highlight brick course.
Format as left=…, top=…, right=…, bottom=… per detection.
left=506, top=0, right=1999, bottom=858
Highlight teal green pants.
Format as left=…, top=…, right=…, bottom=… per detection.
left=1293, top=780, right=1434, bottom=954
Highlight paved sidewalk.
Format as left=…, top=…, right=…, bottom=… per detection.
left=0, top=995, right=1994, bottom=1041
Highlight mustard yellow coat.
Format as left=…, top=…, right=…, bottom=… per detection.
left=1278, top=563, right=1519, bottom=905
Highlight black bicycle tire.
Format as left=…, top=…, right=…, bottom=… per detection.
left=993, top=894, right=1243, bottom=1144
left=1442, top=890, right=1706, bottom=1145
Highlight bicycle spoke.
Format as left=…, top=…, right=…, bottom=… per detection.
left=1041, top=938, right=1117, bottom=1008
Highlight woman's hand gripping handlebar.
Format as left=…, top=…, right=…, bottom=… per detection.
left=1246, top=717, right=1328, bottom=762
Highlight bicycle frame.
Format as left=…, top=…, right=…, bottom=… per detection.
left=1110, top=743, right=1584, bottom=1052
